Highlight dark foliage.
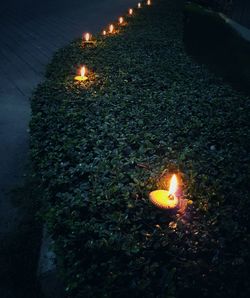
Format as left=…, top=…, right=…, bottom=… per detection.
left=30, top=0, right=250, bottom=297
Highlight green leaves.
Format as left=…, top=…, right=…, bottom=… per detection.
left=30, top=0, right=250, bottom=297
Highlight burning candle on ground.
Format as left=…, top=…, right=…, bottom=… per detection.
left=74, top=66, right=88, bottom=82
left=147, top=0, right=151, bottom=5
left=119, top=17, right=124, bottom=24
left=103, top=30, right=107, bottom=36
left=138, top=2, right=141, bottom=8
left=129, top=8, right=133, bottom=15
left=149, top=174, right=179, bottom=210
left=109, top=24, right=114, bottom=33
left=84, top=32, right=90, bottom=42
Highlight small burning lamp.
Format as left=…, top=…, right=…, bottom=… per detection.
left=83, top=32, right=95, bottom=45
left=119, top=17, right=124, bottom=24
left=138, top=2, right=141, bottom=8
left=74, top=66, right=88, bottom=82
left=149, top=174, right=179, bottom=210
left=109, top=24, right=114, bottom=34
left=147, top=0, right=151, bottom=5
left=129, top=8, right=133, bottom=15
left=103, top=30, right=107, bottom=36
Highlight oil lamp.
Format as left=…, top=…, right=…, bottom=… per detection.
left=109, top=24, right=114, bottom=33
left=129, top=8, right=133, bottom=15
left=119, top=17, right=124, bottom=24
left=74, top=66, right=88, bottom=82
left=84, top=32, right=90, bottom=42
left=149, top=174, right=179, bottom=210
left=147, top=0, right=151, bottom=5
left=138, top=2, right=141, bottom=8
left=83, top=32, right=95, bottom=45
left=103, top=30, right=107, bottom=36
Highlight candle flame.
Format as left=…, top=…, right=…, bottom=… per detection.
left=85, top=33, right=90, bottom=42
left=119, top=17, right=124, bottom=24
left=138, top=2, right=141, bottom=8
left=169, top=174, right=178, bottom=196
left=103, top=30, right=107, bottom=35
left=129, top=8, right=133, bottom=15
left=109, top=24, right=114, bottom=33
left=147, top=0, right=151, bottom=5
left=80, top=66, right=86, bottom=77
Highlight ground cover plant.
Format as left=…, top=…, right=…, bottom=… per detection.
left=30, top=0, right=250, bottom=297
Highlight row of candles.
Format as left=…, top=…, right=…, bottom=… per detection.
left=74, top=0, right=187, bottom=213
left=75, top=0, right=152, bottom=82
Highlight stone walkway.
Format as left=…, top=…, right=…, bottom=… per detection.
left=0, top=0, right=137, bottom=296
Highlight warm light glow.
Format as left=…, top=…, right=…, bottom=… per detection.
left=149, top=190, right=178, bottom=209
left=129, top=8, right=133, bottom=15
left=80, top=66, right=86, bottom=77
left=103, top=30, right=107, bottom=36
left=119, top=17, right=124, bottom=24
left=169, top=174, right=178, bottom=196
left=109, top=24, right=114, bottom=33
left=147, top=0, right=151, bottom=5
left=138, top=2, right=141, bottom=8
left=85, top=33, right=90, bottom=42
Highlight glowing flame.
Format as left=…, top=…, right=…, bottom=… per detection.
left=85, top=33, right=90, bottom=42
left=169, top=174, right=178, bottom=196
left=129, top=8, right=133, bottom=15
left=138, top=2, right=141, bottom=8
left=147, top=0, right=151, bottom=5
left=119, top=17, right=124, bottom=24
left=80, top=66, right=86, bottom=77
left=103, top=30, right=107, bottom=36
left=109, top=24, right=114, bottom=33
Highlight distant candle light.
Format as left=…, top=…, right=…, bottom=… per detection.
left=109, top=24, right=114, bottom=33
left=103, top=30, right=107, bottom=36
left=119, top=17, right=124, bottom=24
left=85, top=32, right=90, bottom=42
left=74, top=66, right=88, bottom=82
left=138, top=2, right=141, bottom=8
left=147, top=0, right=151, bottom=5
left=129, top=8, right=133, bottom=15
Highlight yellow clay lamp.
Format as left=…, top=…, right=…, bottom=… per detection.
left=149, top=174, right=179, bottom=210
left=74, top=66, right=88, bottom=82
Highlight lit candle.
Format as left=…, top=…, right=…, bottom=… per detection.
left=103, top=30, right=107, bottom=36
left=74, top=66, right=88, bottom=82
left=147, top=0, right=151, bottom=5
left=119, top=17, right=124, bottom=24
left=138, top=2, right=141, bottom=8
left=129, top=8, right=133, bottom=15
left=149, top=174, right=179, bottom=210
left=109, top=24, right=114, bottom=33
left=84, top=32, right=90, bottom=42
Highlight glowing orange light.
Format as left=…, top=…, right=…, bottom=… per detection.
left=149, top=174, right=179, bottom=210
left=119, top=17, right=124, bottom=24
left=169, top=174, right=178, bottom=196
left=80, top=66, right=86, bottom=77
left=74, top=66, right=88, bottom=82
left=147, top=0, right=151, bottom=5
left=109, top=24, right=114, bottom=33
left=103, top=30, right=107, bottom=36
left=138, top=2, right=141, bottom=8
left=85, top=32, right=90, bottom=42
left=129, top=8, right=133, bottom=15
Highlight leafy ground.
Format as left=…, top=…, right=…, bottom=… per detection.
left=30, top=0, right=250, bottom=297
